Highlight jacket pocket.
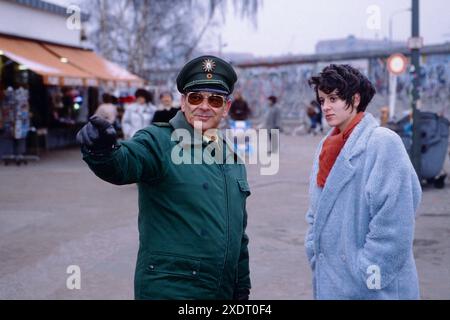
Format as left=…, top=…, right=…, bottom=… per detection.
left=237, top=179, right=251, bottom=197
left=146, top=253, right=201, bottom=279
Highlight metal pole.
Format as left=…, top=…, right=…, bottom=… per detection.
left=411, top=0, right=422, bottom=177
left=389, top=17, right=393, bottom=47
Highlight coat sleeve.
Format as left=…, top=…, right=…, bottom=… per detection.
left=305, top=138, right=325, bottom=270
left=357, top=129, right=422, bottom=289
left=305, top=208, right=316, bottom=269
left=234, top=205, right=251, bottom=299
left=82, top=128, right=166, bottom=185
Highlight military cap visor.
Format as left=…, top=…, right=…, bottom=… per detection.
left=177, top=55, right=237, bottom=95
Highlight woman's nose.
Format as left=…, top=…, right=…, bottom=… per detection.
left=322, top=103, right=331, bottom=112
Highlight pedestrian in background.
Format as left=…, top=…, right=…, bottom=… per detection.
left=307, top=100, right=319, bottom=135
left=229, top=91, right=251, bottom=121
left=305, top=64, right=422, bottom=299
left=152, top=91, right=180, bottom=123
left=121, top=89, right=156, bottom=140
left=265, top=95, right=282, bottom=153
left=94, top=93, right=117, bottom=124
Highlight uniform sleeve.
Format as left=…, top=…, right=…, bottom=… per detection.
left=234, top=205, right=251, bottom=299
left=82, top=128, right=166, bottom=185
left=234, top=168, right=251, bottom=299
left=357, top=129, right=422, bottom=289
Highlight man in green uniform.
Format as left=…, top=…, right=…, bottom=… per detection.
left=76, top=55, right=251, bottom=300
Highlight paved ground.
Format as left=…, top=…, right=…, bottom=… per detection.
left=0, top=134, right=449, bottom=299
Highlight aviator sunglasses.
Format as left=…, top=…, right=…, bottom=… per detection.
left=186, top=92, right=227, bottom=108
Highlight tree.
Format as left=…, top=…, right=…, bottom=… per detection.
left=81, top=0, right=262, bottom=81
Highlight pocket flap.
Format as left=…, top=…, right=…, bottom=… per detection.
left=147, top=253, right=200, bottom=278
left=237, top=179, right=251, bottom=195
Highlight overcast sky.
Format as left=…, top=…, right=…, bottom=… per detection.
left=48, top=0, right=450, bottom=57
left=215, top=0, right=450, bottom=56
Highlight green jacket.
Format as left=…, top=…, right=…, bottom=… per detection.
left=82, top=111, right=251, bottom=299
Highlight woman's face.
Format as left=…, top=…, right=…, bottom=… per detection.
left=136, top=96, right=146, bottom=105
left=318, top=89, right=360, bottom=132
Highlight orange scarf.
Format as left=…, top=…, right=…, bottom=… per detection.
left=317, top=112, right=365, bottom=188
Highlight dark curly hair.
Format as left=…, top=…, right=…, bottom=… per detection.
left=308, top=64, right=376, bottom=112
left=135, top=88, right=153, bottom=104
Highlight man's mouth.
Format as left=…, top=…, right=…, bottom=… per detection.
left=194, top=115, right=212, bottom=121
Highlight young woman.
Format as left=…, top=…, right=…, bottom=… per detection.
left=305, top=64, right=422, bottom=299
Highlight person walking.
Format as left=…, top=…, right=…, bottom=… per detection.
left=265, top=95, right=282, bottom=153
left=121, top=89, right=156, bottom=140
left=152, top=91, right=180, bottom=123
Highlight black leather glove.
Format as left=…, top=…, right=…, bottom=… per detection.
left=76, top=115, right=118, bottom=154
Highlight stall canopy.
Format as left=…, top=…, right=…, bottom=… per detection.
left=0, top=35, right=144, bottom=88
left=43, top=44, right=144, bottom=88
left=0, top=35, right=97, bottom=86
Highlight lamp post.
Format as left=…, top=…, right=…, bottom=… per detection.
left=410, top=0, right=422, bottom=177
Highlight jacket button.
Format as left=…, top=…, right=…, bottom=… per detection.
left=202, top=182, right=209, bottom=190
left=192, top=271, right=197, bottom=275
left=149, top=265, right=154, bottom=270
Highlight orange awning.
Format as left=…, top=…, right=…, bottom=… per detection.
left=43, top=44, right=145, bottom=88
left=0, top=35, right=97, bottom=86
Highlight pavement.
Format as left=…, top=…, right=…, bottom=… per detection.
left=0, top=134, right=449, bottom=299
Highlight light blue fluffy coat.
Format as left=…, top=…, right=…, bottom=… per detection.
left=305, top=113, right=422, bottom=299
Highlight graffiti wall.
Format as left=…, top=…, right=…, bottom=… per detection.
left=149, top=50, right=450, bottom=124
left=235, top=53, right=450, bottom=122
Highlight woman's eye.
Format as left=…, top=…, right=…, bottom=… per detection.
left=330, top=97, right=336, bottom=102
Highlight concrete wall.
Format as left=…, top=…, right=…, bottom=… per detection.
left=235, top=52, right=450, bottom=123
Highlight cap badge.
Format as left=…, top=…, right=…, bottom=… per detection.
left=202, top=59, right=216, bottom=72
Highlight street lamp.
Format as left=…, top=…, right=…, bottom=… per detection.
left=389, top=7, right=411, bottom=47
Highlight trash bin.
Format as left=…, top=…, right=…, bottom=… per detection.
left=394, top=111, right=449, bottom=182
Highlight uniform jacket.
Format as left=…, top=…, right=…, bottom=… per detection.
left=305, top=112, right=422, bottom=299
left=82, top=111, right=251, bottom=300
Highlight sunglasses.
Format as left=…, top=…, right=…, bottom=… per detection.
left=186, top=92, right=227, bottom=108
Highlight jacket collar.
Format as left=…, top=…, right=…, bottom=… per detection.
left=338, top=113, right=379, bottom=161
left=313, top=113, right=379, bottom=240
left=169, top=110, right=202, bottom=145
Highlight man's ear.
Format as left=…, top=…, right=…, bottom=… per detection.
left=180, top=95, right=186, bottom=112
left=353, top=93, right=361, bottom=109
left=222, top=100, right=232, bottom=118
